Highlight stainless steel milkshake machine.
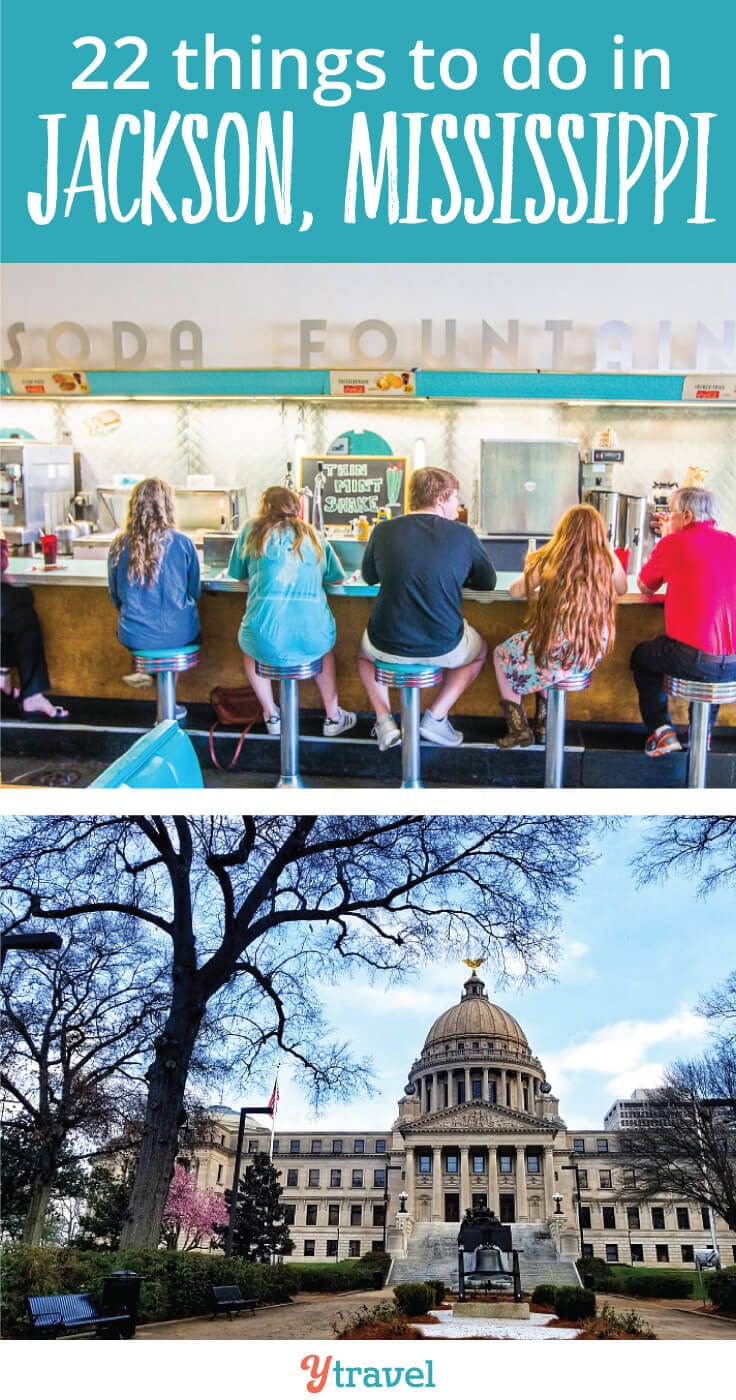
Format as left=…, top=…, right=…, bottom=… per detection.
left=0, top=440, right=76, bottom=550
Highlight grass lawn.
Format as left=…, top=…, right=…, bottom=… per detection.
left=608, top=1264, right=704, bottom=1299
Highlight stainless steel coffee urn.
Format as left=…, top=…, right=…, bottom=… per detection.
left=584, top=489, right=620, bottom=545
left=621, top=495, right=648, bottom=575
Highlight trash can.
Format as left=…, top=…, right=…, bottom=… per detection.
left=100, top=1271, right=143, bottom=1338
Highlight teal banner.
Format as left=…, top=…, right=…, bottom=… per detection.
left=2, top=0, right=733, bottom=261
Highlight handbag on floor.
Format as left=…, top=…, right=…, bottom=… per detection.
left=208, top=685, right=262, bottom=771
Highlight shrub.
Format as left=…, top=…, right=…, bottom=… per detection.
left=705, top=1268, right=736, bottom=1314
left=0, top=1244, right=295, bottom=1338
left=531, top=1284, right=557, bottom=1306
left=424, top=1279, right=447, bottom=1305
left=586, top=1303, right=656, bottom=1339
left=361, top=1250, right=391, bottom=1284
left=292, top=1260, right=381, bottom=1293
left=619, top=1274, right=693, bottom=1300
left=333, top=1302, right=412, bottom=1339
left=576, top=1256, right=614, bottom=1291
left=553, top=1286, right=596, bottom=1321
left=393, top=1282, right=435, bottom=1317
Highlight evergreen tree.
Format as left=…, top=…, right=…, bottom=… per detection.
left=222, top=1152, right=294, bottom=1261
left=77, top=1161, right=136, bottom=1249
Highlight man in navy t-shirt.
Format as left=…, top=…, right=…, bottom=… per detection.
left=358, top=467, right=497, bottom=750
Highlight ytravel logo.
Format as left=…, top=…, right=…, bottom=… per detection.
left=301, top=1356, right=437, bottom=1392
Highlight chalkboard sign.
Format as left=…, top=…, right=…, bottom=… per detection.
left=299, top=456, right=408, bottom=527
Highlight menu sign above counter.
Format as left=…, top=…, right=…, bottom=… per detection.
left=299, top=455, right=407, bottom=527
left=328, top=371, right=416, bottom=397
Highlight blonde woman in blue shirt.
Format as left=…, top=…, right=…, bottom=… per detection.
left=227, top=486, right=356, bottom=737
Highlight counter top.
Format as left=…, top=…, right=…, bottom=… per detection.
left=4, top=556, right=660, bottom=605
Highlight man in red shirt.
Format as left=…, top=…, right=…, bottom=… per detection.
left=631, top=487, right=736, bottom=756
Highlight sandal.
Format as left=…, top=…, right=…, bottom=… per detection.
left=20, top=703, right=70, bottom=721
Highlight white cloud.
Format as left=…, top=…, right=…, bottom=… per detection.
left=541, top=1010, right=709, bottom=1105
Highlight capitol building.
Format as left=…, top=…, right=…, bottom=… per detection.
left=193, top=969, right=735, bottom=1274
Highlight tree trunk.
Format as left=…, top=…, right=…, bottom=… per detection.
left=120, top=1004, right=203, bottom=1249
left=23, top=1178, right=55, bottom=1245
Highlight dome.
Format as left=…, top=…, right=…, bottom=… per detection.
left=422, top=972, right=530, bottom=1054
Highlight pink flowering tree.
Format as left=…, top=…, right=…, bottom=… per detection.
left=162, top=1165, right=229, bottom=1251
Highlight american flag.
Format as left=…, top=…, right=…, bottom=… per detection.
left=268, top=1078, right=280, bottom=1116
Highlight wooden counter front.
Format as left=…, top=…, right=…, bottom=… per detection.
left=9, top=571, right=736, bottom=728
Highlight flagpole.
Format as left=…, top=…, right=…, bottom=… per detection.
left=269, top=1065, right=280, bottom=1161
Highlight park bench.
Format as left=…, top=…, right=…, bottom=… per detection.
left=210, top=1285, right=258, bottom=1320
left=27, top=1291, right=132, bottom=1338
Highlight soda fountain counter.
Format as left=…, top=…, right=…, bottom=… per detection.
left=4, top=555, right=735, bottom=729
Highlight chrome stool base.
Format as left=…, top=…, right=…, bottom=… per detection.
left=130, top=645, right=200, bottom=724
left=256, top=659, right=323, bottom=788
left=374, top=662, right=443, bottom=789
left=665, top=675, right=736, bottom=788
left=544, top=672, right=592, bottom=789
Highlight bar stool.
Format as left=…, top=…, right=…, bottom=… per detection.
left=664, top=675, right=736, bottom=788
left=129, top=644, right=200, bottom=723
left=544, top=672, right=591, bottom=788
left=255, top=658, right=322, bottom=789
left=374, top=661, right=443, bottom=789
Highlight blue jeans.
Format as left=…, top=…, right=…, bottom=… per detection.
left=630, top=634, right=736, bottom=733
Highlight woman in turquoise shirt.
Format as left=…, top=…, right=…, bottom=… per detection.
left=227, top=486, right=356, bottom=738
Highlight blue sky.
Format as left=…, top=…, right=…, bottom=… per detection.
left=240, top=817, right=734, bottom=1133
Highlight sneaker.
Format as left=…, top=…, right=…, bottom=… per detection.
left=175, top=703, right=187, bottom=723
left=419, top=710, right=464, bottom=747
left=323, top=707, right=357, bottom=738
left=265, top=710, right=281, bottom=738
left=372, top=714, right=401, bottom=752
left=644, top=724, right=682, bottom=756
left=123, top=672, right=154, bottom=688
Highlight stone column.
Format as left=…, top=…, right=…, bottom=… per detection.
left=432, top=1146, right=443, bottom=1221
left=460, top=1147, right=470, bottom=1214
left=464, top=1068, right=470, bottom=1103
left=405, top=1149, right=415, bottom=1218
left=432, top=1073, right=438, bottom=1112
left=501, top=1069, right=508, bottom=1106
left=543, top=1146, right=555, bottom=1220
left=482, top=1067, right=489, bottom=1101
left=515, top=1147, right=529, bottom=1222
left=487, top=1146, right=499, bottom=1215
left=516, top=1072, right=523, bottom=1110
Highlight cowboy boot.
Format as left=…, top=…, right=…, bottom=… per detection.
left=532, top=691, right=547, bottom=743
left=496, top=700, right=534, bottom=749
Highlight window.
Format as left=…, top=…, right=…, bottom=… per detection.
left=373, top=1204, right=385, bottom=1226
left=330, top=1169, right=342, bottom=1188
left=216, top=1164, right=224, bottom=1184
left=656, top=1244, right=670, bottom=1263
left=577, top=1169, right=588, bottom=1188
left=352, top=1169, right=364, bottom=1188
left=305, top=1204, right=318, bottom=1226
left=354, top=1139, right=365, bottom=1154
left=303, top=1240, right=315, bottom=1257
left=471, top=1079, right=482, bottom=1100
left=375, top=1139, right=386, bottom=1153
left=472, top=1154, right=485, bottom=1174
left=627, top=1207, right=640, bottom=1230
left=219, top=1134, right=226, bottom=1146
left=308, top=1169, right=320, bottom=1188
left=283, top=1204, right=296, bottom=1225
left=248, top=1139, right=259, bottom=1152
left=651, top=1207, right=666, bottom=1230
left=371, top=1240, right=384, bottom=1252
left=701, top=1208, right=710, bottom=1230
left=499, top=1154, right=513, bottom=1175
left=446, top=1154, right=459, bottom=1174
left=573, top=1138, right=585, bottom=1153
left=311, top=1140, right=322, bottom=1154
left=579, top=1207, right=592, bottom=1229
left=681, top=1245, right=694, bottom=1263
left=582, top=1243, right=594, bottom=1257
left=527, top=1154, right=541, bottom=1175
left=332, top=1138, right=343, bottom=1155
left=328, top=1203, right=340, bottom=1226
left=605, top=1244, right=619, bottom=1262
left=350, top=1205, right=362, bottom=1226
left=287, top=1169, right=299, bottom=1187
left=457, top=1041, right=464, bottom=1052
left=596, top=1138, right=609, bottom=1153
left=326, top=1239, right=338, bottom=1257
left=631, top=1244, right=644, bottom=1263
left=602, top=1206, right=616, bottom=1229
left=622, top=1167, right=636, bottom=1186
left=488, top=1082, right=497, bottom=1104
left=348, top=1240, right=361, bottom=1258
left=290, top=1139, right=301, bottom=1153
left=676, top=1207, right=690, bottom=1230
left=457, top=1080, right=466, bottom=1104
left=418, top=1154, right=431, bottom=1175
left=374, top=1168, right=386, bottom=1188
left=599, top=1170, right=612, bottom=1189
left=272, top=1139, right=280, bottom=1153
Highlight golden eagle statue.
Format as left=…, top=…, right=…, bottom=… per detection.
left=462, top=958, right=485, bottom=971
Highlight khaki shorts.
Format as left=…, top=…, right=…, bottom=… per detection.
left=360, top=620, right=485, bottom=670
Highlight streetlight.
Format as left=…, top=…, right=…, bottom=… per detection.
left=553, top=1193, right=563, bottom=1215
left=1, top=929, right=62, bottom=969
left=561, top=1162, right=586, bottom=1257
left=224, top=1104, right=275, bottom=1257
left=382, top=1160, right=404, bottom=1250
